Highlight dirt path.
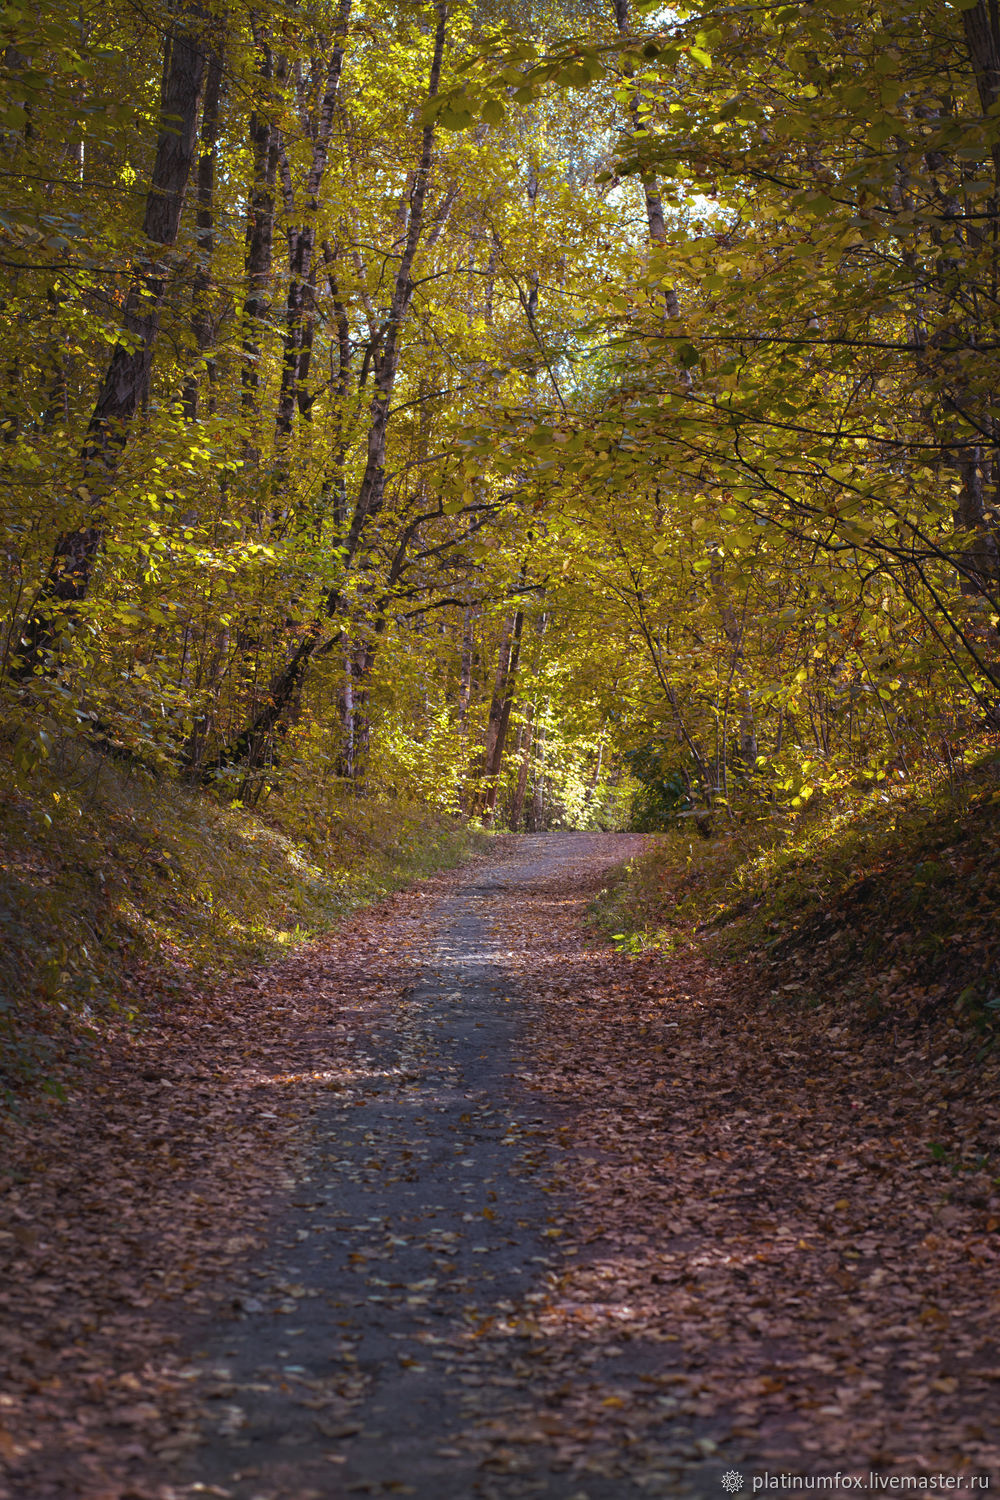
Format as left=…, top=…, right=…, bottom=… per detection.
left=168, top=833, right=650, bottom=1500
left=2, top=832, right=999, bottom=1499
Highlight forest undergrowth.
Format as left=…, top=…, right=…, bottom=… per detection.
left=591, top=748, right=1000, bottom=1052
left=0, top=730, right=486, bottom=1101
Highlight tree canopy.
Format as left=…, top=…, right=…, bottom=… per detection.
left=3, top=0, right=999, bottom=827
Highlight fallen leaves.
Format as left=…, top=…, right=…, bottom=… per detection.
left=2, top=830, right=999, bottom=1498
left=0, top=844, right=522, bottom=1499
left=490, top=852, right=1000, bottom=1482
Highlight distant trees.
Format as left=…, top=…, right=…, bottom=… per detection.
left=442, top=0, right=1000, bottom=816
left=0, top=0, right=618, bottom=822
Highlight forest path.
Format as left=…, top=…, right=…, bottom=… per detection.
left=3, top=832, right=999, bottom=1500
left=172, top=830, right=698, bottom=1500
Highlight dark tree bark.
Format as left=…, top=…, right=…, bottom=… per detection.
left=242, top=41, right=283, bottom=428
left=458, top=606, right=475, bottom=723
left=963, top=1, right=1000, bottom=117
left=478, top=607, right=524, bottom=822
left=478, top=615, right=512, bottom=792
left=954, top=444, right=1000, bottom=591
left=275, top=0, right=351, bottom=442
left=341, top=0, right=448, bottom=566
left=12, top=5, right=209, bottom=679
left=177, top=46, right=226, bottom=773
left=955, top=7, right=1000, bottom=594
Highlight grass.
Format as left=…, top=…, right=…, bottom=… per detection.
left=0, top=729, right=488, bottom=1100
left=590, top=753, right=1000, bottom=1038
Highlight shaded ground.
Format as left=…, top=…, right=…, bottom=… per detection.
left=1, top=832, right=999, bottom=1499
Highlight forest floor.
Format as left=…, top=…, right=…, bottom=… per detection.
left=2, top=831, right=999, bottom=1500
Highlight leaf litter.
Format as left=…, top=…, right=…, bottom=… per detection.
left=1, top=833, right=998, bottom=1498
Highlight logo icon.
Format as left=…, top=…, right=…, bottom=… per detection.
left=721, top=1473, right=745, bottom=1495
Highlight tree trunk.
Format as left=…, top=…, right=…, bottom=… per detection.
left=509, top=702, right=534, bottom=830
left=963, top=2, right=1000, bottom=119
left=584, top=724, right=606, bottom=811
left=611, top=0, right=679, bottom=315
left=275, top=0, right=351, bottom=442
left=12, top=6, right=208, bottom=679
left=241, top=41, right=282, bottom=431
left=458, top=606, right=475, bottom=724
left=509, top=607, right=547, bottom=825
left=341, top=0, right=448, bottom=565
left=480, top=617, right=512, bottom=783
left=177, top=48, right=227, bottom=773
left=709, top=548, right=755, bottom=782
left=530, top=707, right=548, bottom=831
left=481, top=609, right=524, bottom=822
left=335, top=638, right=356, bottom=778
left=955, top=444, right=1000, bottom=591
left=321, top=244, right=354, bottom=537
left=182, top=46, right=223, bottom=422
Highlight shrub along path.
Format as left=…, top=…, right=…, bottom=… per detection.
left=1, top=832, right=998, bottom=1499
